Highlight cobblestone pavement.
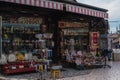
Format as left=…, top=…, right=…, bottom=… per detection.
left=1, top=61, right=120, bottom=80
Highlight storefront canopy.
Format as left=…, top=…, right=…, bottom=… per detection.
left=0, top=0, right=63, bottom=10
left=66, top=4, right=108, bottom=19
left=0, top=0, right=108, bottom=19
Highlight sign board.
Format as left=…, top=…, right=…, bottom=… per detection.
left=90, top=32, right=99, bottom=54
left=58, top=21, right=88, bottom=28
left=90, top=32, right=99, bottom=46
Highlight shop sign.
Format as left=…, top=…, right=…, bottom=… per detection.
left=90, top=32, right=99, bottom=55
left=61, top=28, right=88, bottom=35
left=59, top=21, right=88, bottom=28
left=90, top=32, right=99, bottom=46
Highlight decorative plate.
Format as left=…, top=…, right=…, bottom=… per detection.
left=8, top=54, right=16, bottom=62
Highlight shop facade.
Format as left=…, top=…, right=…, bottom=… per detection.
left=0, top=0, right=109, bottom=74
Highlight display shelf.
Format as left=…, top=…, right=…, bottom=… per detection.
left=2, top=23, right=41, bottom=52
left=59, top=21, right=89, bottom=64
left=0, top=16, right=54, bottom=75
left=2, top=23, right=40, bottom=28
left=2, top=39, right=10, bottom=43
left=1, top=17, right=54, bottom=75
left=3, top=67, right=36, bottom=74
left=1, top=62, right=31, bottom=74
left=1, top=61, right=47, bottom=75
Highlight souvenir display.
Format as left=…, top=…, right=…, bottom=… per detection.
left=16, top=53, right=25, bottom=61
left=0, top=54, right=7, bottom=64
left=8, top=54, right=16, bottom=62
left=41, top=24, right=47, bottom=33
left=25, top=52, right=33, bottom=61
left=32, top=56, right=38, bottom=61
left=59, top=35, right=84, bottom=61
left=43, top=33, right=53, bottom=39
left=35, top=34, right=43, bottom=39
left=1, top=17, right=54, bottom=74
left=59, top=21, right=89, bottom=64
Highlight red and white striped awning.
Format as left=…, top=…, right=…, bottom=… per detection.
left=0, top=0, right=63, bottom=10
left=0, top=0, right=108, bottom=19
left=66, top=4, right=108, bottom=19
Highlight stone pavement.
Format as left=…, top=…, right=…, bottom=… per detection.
left=0, top=68, right=92, bottom=80
left=1, top=61, right=120, bottom=80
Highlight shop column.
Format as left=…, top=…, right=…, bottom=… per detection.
left=0, top=16, right=2, bottom=58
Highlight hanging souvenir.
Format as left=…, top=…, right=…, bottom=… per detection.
left=46, top=40, right=50, bottom=48
left=32, top=56, right=38, bottom=61
left=44, top=48, right=48, bottom=59
left=60, top=41, right=64, bottom=48
left=70, top=38, right=75, bottom=45
left=39, top=64, right=43, bottom=71
left=25, top=52, right=33, bottom=61
left=52, top=41, right=54, bottom=47
left=0, top=54, right=7, bottom=64
left=35, top=34, right=42, bottom=39
left=41, top=40, right=46, bottom=48
left=41, top=24, right=47, bottom=33
left=48, top=49, right=52, bottom=58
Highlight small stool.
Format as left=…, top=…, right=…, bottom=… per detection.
left=50, top=69, right=61, bottom=79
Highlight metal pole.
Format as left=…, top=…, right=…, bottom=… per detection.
left=0, top=16, right=2, bottom=58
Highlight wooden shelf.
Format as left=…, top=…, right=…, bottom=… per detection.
left=2, top=23, right=40, bottom=28
left=1, top=61, right=45, bottom=75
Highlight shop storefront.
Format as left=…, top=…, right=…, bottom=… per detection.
left=0, top=0, right=109, bottom=74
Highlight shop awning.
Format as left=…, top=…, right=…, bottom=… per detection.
left=0, top=0, right=108, bottom=19
left=0, top=0, right=63, bottom=10
left=66, top=4, right=108, bottom=19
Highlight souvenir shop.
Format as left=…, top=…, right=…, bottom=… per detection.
left=0, top=0, right=109, bottom=74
